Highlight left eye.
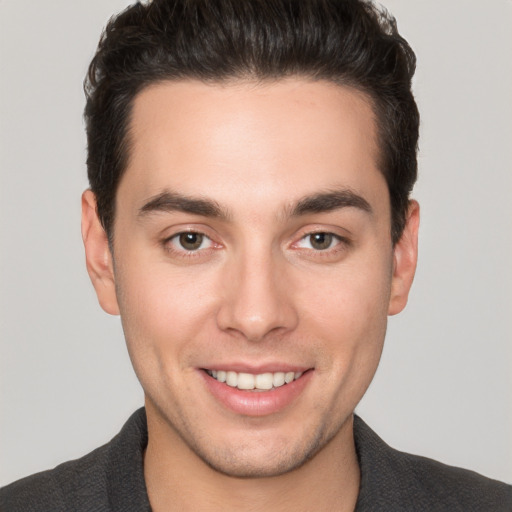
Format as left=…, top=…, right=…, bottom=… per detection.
left=296, top=232, right=340, bottom=251
left=170, top=232, right=212, bottom=251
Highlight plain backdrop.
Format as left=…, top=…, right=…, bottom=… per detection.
left=1, top=0, right=511, bottom=487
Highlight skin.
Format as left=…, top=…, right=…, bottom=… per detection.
left=82, top=79, right=419, bottom=511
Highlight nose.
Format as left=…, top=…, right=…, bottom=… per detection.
left=216, top=250, right=299, bottom=342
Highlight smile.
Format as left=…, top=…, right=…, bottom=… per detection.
left=205, top=370, right=303, bottom=391
left=201, top=367, right=313, bottom=416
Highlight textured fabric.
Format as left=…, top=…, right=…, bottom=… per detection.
left=0, top=409, right=151, bottom=512
left=352, top=416, right=512, bottom=511
left=1, top=408, right=511, bottom=511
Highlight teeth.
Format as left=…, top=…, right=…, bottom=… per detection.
left=255, top=373, right=273, bottom=390
left=207, top=369, right=304, bottom=390
left=237, top=373, right=255, bottom=390
left=272, top=372, right=285, bottom=387
left=226, top=371, right=238, bottom=387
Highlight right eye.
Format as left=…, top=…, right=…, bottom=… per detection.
left=168, top=232, right=213, bottom=252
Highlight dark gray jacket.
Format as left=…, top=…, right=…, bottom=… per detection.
left=1, top=408, right=511, bottom=511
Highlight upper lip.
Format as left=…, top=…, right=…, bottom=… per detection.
left=200, top=363, right=312, bottom=374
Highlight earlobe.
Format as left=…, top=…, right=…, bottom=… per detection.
left=388, top=200, right=420, bottom=316
left=81, top=190, right=120, bottom=315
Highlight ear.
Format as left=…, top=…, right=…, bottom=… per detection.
left=81, top=190, right=120, bottom=315
left=388, top=200, right=420, bottom=316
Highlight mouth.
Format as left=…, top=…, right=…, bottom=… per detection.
left=205, top=369, right=304, bottom=391
left=201, top=367, right=312, bottom=416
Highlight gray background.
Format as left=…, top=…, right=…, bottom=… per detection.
left=1, top=0, right=511, bottom=486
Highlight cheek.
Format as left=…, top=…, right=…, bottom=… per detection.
left=305, top=259, right=391, bottom=322
left=298, top=254, right=392, bottom=368
left=113, top=259, right=219, bottom=371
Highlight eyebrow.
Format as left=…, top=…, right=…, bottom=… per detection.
left=290, top=189, right=372, bottom=217
left=138, top=191, right=228, bottom=220
left=138, top=188, right=372, bottom=222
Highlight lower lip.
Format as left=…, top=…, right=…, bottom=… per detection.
left=201, top=370, right=313, bottom=417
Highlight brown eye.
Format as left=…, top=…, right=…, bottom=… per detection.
left=178, top=232, right=204, bottom=251
left=309, top=233, right=334, bottom=250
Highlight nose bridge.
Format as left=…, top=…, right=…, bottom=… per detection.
left=216, top=241, right=297, bottom=341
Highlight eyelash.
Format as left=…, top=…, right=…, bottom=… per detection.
left=162, top=229, right=350, bottom=260
left=292, top=231, right=352, bottom=262
left=163, top=231, right=218, bottom=259
left=295, top=232, right=345, bottom=251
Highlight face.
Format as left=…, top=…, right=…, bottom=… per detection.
left=83, top=79, right=418, bottom=478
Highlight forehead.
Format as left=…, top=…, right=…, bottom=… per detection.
left=120, top=78, right=384, bottom=215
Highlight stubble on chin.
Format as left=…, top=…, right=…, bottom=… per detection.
left=152, top=402, right=354, bottom=480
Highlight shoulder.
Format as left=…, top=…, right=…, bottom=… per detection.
left=0, top=441, right=112, bottom=512
left=0, top=408, right=149, bottom=512
left=354, top=415, right=512, bottom=512
left=388, top=446, right=512, bottom=511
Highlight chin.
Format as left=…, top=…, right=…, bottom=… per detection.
left=181, top=420, right=338, bottom=479
left=193, top=447, right=315, bottom=479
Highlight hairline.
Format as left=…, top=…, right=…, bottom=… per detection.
left=105, top=74, right=393, bottom=248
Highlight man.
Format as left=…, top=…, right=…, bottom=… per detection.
left=1, top=0, right=511, bottom=510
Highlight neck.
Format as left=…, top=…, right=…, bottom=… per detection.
left=144, top=403, right=360, bottom=512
